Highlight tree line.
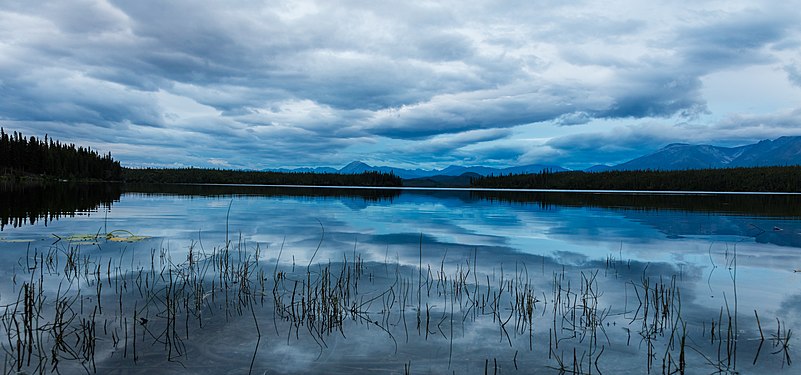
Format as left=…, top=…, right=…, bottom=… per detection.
left=122, top=167, right=403, bottom=187
left=470, top=167, right=801, bottom=192
left=0, top=128, right=122, bottom=181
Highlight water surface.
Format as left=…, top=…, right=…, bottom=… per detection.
left=1, top=183, right=799, bottom=374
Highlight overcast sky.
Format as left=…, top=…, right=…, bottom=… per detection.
left=2, top=1, right=800, bottom=170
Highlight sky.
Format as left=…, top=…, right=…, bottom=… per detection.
left=1, top=0, right=800, bottom=171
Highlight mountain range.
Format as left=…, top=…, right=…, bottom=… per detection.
left=270, top=136, right=801, bottom=178
left=271, top=161, right=567, bottom=179
left=612, top=136, right=801, bottom=171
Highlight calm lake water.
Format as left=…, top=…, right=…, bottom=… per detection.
left=1, top=183, right=800, bottom=374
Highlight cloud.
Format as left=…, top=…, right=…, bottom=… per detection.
left=715, top=108, right=801, bottom=136
left=556, top=112, right=592, bottom=126
left=406, top=128, right=513, bottom=154
left=787, top=63, right=801, bottom=87
left=1, top=1, right=801, bottom=169
left=596, top=74, right=708, bottom=120
left=373, top=128, right=516, bottom=166
left=365, top=84, right=581, bottom=138
left=207, top=158, right=232, bottom=167
left=0, top=69, right=165, bottom=127
left=538, top=107, right=801, bottom=168
left=540, top=123, right=681, bottom=167
left=673, top=7, right=795, bottom=71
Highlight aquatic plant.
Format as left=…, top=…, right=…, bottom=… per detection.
left=0, top=230, right=794, bottom=374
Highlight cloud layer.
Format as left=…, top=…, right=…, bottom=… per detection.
left=2, top=0, right=800, bottom=169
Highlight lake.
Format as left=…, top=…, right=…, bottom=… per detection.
left=1, top=183, right=800, bottom=374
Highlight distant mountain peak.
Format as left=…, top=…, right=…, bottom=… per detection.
left=613, top=136, right=801, bottom=171
left=343, top=161, right=370, bottom=168
left=585, top=164, right=612, bottom=172
left=338, top=161, right=375, bottom=175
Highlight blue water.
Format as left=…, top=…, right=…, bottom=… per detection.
left=1, top=185, right=800, bottom=374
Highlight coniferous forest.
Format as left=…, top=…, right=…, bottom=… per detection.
left=1, top=128, right=402, bottom=186
left=470, top=167, right=801, bottom=192
left=0, top=128, right=122, bottom=181
left=122, top=168, right=403, bottom=187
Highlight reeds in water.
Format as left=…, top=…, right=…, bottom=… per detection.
left=0, top=232, right=793, bottom=374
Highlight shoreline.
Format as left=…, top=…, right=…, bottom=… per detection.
left=126, top=181, right=801, bottom=195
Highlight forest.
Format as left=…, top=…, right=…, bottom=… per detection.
left=6, top=126, right=801, bottom=192
left=122, top=167, right=403, bottom=187
left=470, top=166, right=801, bottom=192
left=0, top=128, right=122, bottom=181
left=1, top=128, right=401, bottom=186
